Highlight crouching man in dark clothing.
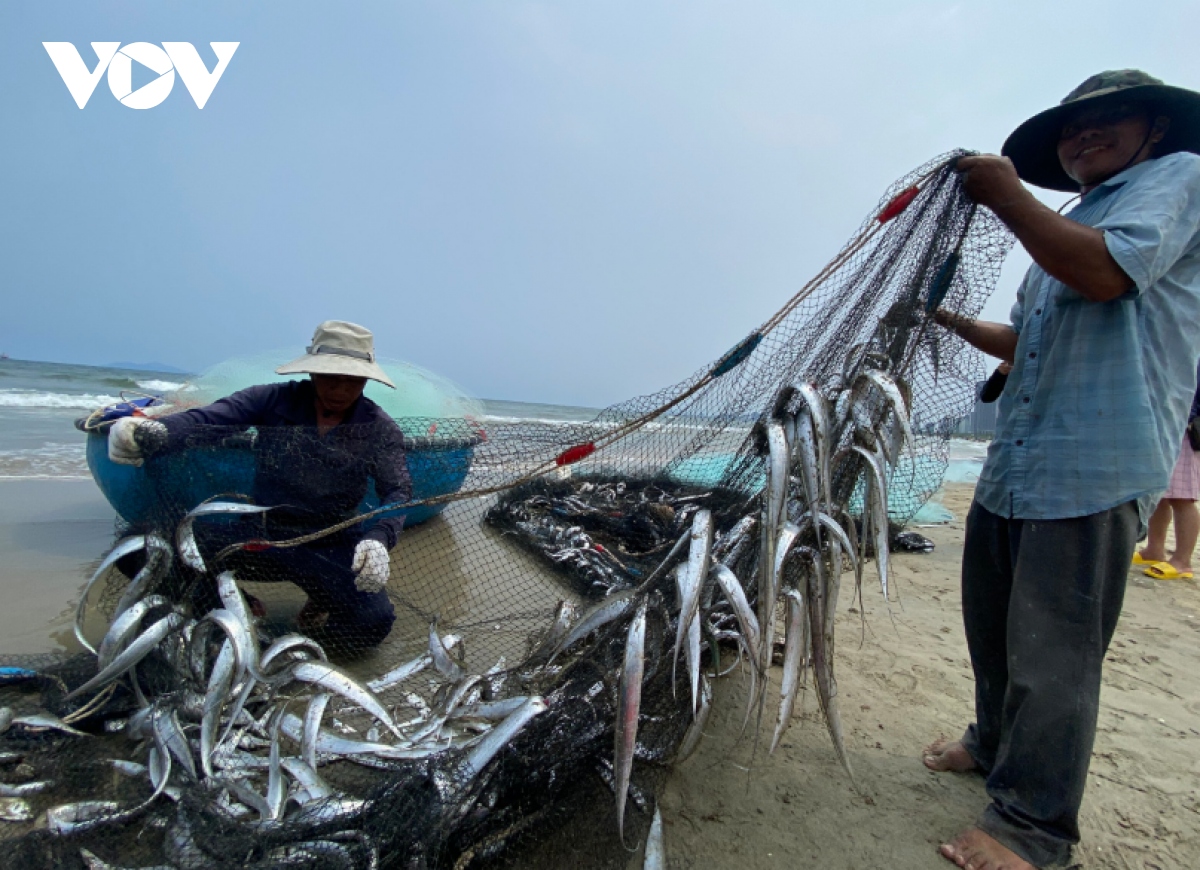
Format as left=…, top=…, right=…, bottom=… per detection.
left=108, top=321, right=411, bottom=655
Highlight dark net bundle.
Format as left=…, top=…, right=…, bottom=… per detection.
left=0, top=151, right=1013, bottom=870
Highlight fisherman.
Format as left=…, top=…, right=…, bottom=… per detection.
left=107, top=321, right=411, bottom=655
left=925, top=71, right=1200, bottom=869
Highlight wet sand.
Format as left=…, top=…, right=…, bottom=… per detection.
left=3, top=480, right=1198, bottom=867
left=0, top=480, right=116, bottom=656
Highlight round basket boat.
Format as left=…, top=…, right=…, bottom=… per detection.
left=77, top=353, right=486, bottom=529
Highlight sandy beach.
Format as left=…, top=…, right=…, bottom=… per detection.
left=661, top=483, right=1200, bottom=870
left=2, top=479, right=1197, bottom=868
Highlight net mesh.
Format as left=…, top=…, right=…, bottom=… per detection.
left=0, top=151, right=1012, bottom=870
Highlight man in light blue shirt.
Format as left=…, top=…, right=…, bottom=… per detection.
left=922, top=70, right=1200, bottom=870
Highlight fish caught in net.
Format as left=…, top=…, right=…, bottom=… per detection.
left=0, top=151, right=1012, bottom=870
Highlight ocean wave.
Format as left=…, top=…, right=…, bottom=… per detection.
left=0, top=389, right=122, bottom=410
left=136, top=379, right=187, bottom=394
left=0, top=443, right=90, bottom=480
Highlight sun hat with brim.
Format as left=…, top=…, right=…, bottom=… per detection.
left=275, top=320, right=396, bottom=388
left=1002, top=69, right=1200, bottom=192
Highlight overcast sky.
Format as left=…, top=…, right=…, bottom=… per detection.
left=1, top=2, right=1195, bottom=406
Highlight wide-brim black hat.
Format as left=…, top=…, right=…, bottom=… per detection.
left=1001, top=69, right=1200, bottom=192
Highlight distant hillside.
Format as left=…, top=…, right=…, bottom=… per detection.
left=105, top=361, right=191, bottom=374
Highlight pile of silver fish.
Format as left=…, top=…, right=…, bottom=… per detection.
left=0, top=499, right=565, bottom=868
left=0, top=359, right=911, bottom=868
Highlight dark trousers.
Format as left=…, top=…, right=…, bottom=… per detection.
left=960, top=499, right=1137, bottom=868
left=195, top=518, right=396, bottom=655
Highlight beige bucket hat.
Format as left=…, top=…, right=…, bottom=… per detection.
left=275, top=321, right=396, bottom=388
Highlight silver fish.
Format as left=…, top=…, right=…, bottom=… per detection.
left=757, top=421, right=790, bottom=680
left=409, top=674, right=483, bottom=745
left=281, top=661, right=403, bottom=740
left=483, top=656, right=508, bottom=698
left=672, top=510, right=711, bottom=716
left=75, top=536, right=149, bottom=654
left=302, top=692, right=331, bottom=770
left=615, top=599, right=647, bottom=842
left=10, top=712, right=88, bottom=737
left=259, top=633, right=327, bottom=675
left=0, top=708, right=11, bottom=735
left=47, top=800, right=122, bottom=836
left=459, top=696, right=547, bottom=783
left=266, top=709, right=286, bottom=821
left=280, top=713, right=466, bottom=760
left=365, top=653, right=431, bottom=694
left=796, top=382, right=831, bottom=489
left=711, top=564, right=761, bottom=670
left=97, top=595, right=170, bottom=672
left=807, top=568, right=853, bottom=783
left=108, top=759, right=147, bottom=778
left=674, top=674, right=711, bottom=764
left=454, top=696, right=532, bottom=722
left=644, top=804, right=665, bottom=870
left=428, top=621, right=464, bottom=682
left=547, top=588, right=637, bottom=664
left=280, top=757, right=334, bottom=803
left=0, top=780, right=51, bottom=797
left=112, top=536, right=171, bottom=619
left=793, top=408, right=823, bottom=509
left=200, top=640, right=237, bottom=778
left=713, top=514, right=756, bottom=567
left=215, top=776, right=272, bottom=820
left=673, top=566, right=702, bottom=720
left=0, top=797, right=33, bottom=822
left=852, top=445, right=891, bottom=600
left=770, top=588, right=805, bottom=754
left=196, top=608, right=254, bottom=679
left=527, top=601, right=578, bottom=664
left=861, top=369, right=914, bottom=456
left=65, top=611, right=184, bottom=701
left=216, top=572, right=262, bottom=674
left=152, top=706, right=196, bottom=781
left=177, top=502, right=273, bottom=574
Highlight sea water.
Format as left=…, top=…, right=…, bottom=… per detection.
left=0, top=358, right=605, bottom=480
left=0, top=358, right=986, bottom=524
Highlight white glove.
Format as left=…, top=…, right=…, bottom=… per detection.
left=352, top=539, right=391, bottom=594
left=108, top=417, right=167, bottom=466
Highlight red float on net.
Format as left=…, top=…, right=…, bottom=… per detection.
left=877, top=185, right=920, bottom=223
left=555, top=442, right=596, bottom=466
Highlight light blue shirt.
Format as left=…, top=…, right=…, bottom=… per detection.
left=976, top=152, right=1200, bottom=521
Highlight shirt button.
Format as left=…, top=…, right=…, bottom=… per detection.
left=1023, top=397, right=1030, bottom=403
left=1016, top=439, right=1024, bottom=446
left=1035, top=308, right=1042, bottom=315
left=1028, top=352, right=1037, bottom=359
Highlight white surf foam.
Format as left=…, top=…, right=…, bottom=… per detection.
left=135, top=379, right=187, bottom=394
left=0, top=389, right=122, bottom=410
left=0, top=443, right=90, bottom=479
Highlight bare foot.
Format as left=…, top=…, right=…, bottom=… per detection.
left=939, top=828, right=1035, bottom=870
left=923, top=737, right=977, bottom=773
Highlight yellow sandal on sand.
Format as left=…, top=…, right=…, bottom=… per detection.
left=1144, top=563, right=1194, bottom=581
left=1132, top=552, right=1159, bottom=566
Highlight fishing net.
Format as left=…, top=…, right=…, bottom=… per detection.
left=0, top=151, right=1013, bottom=870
